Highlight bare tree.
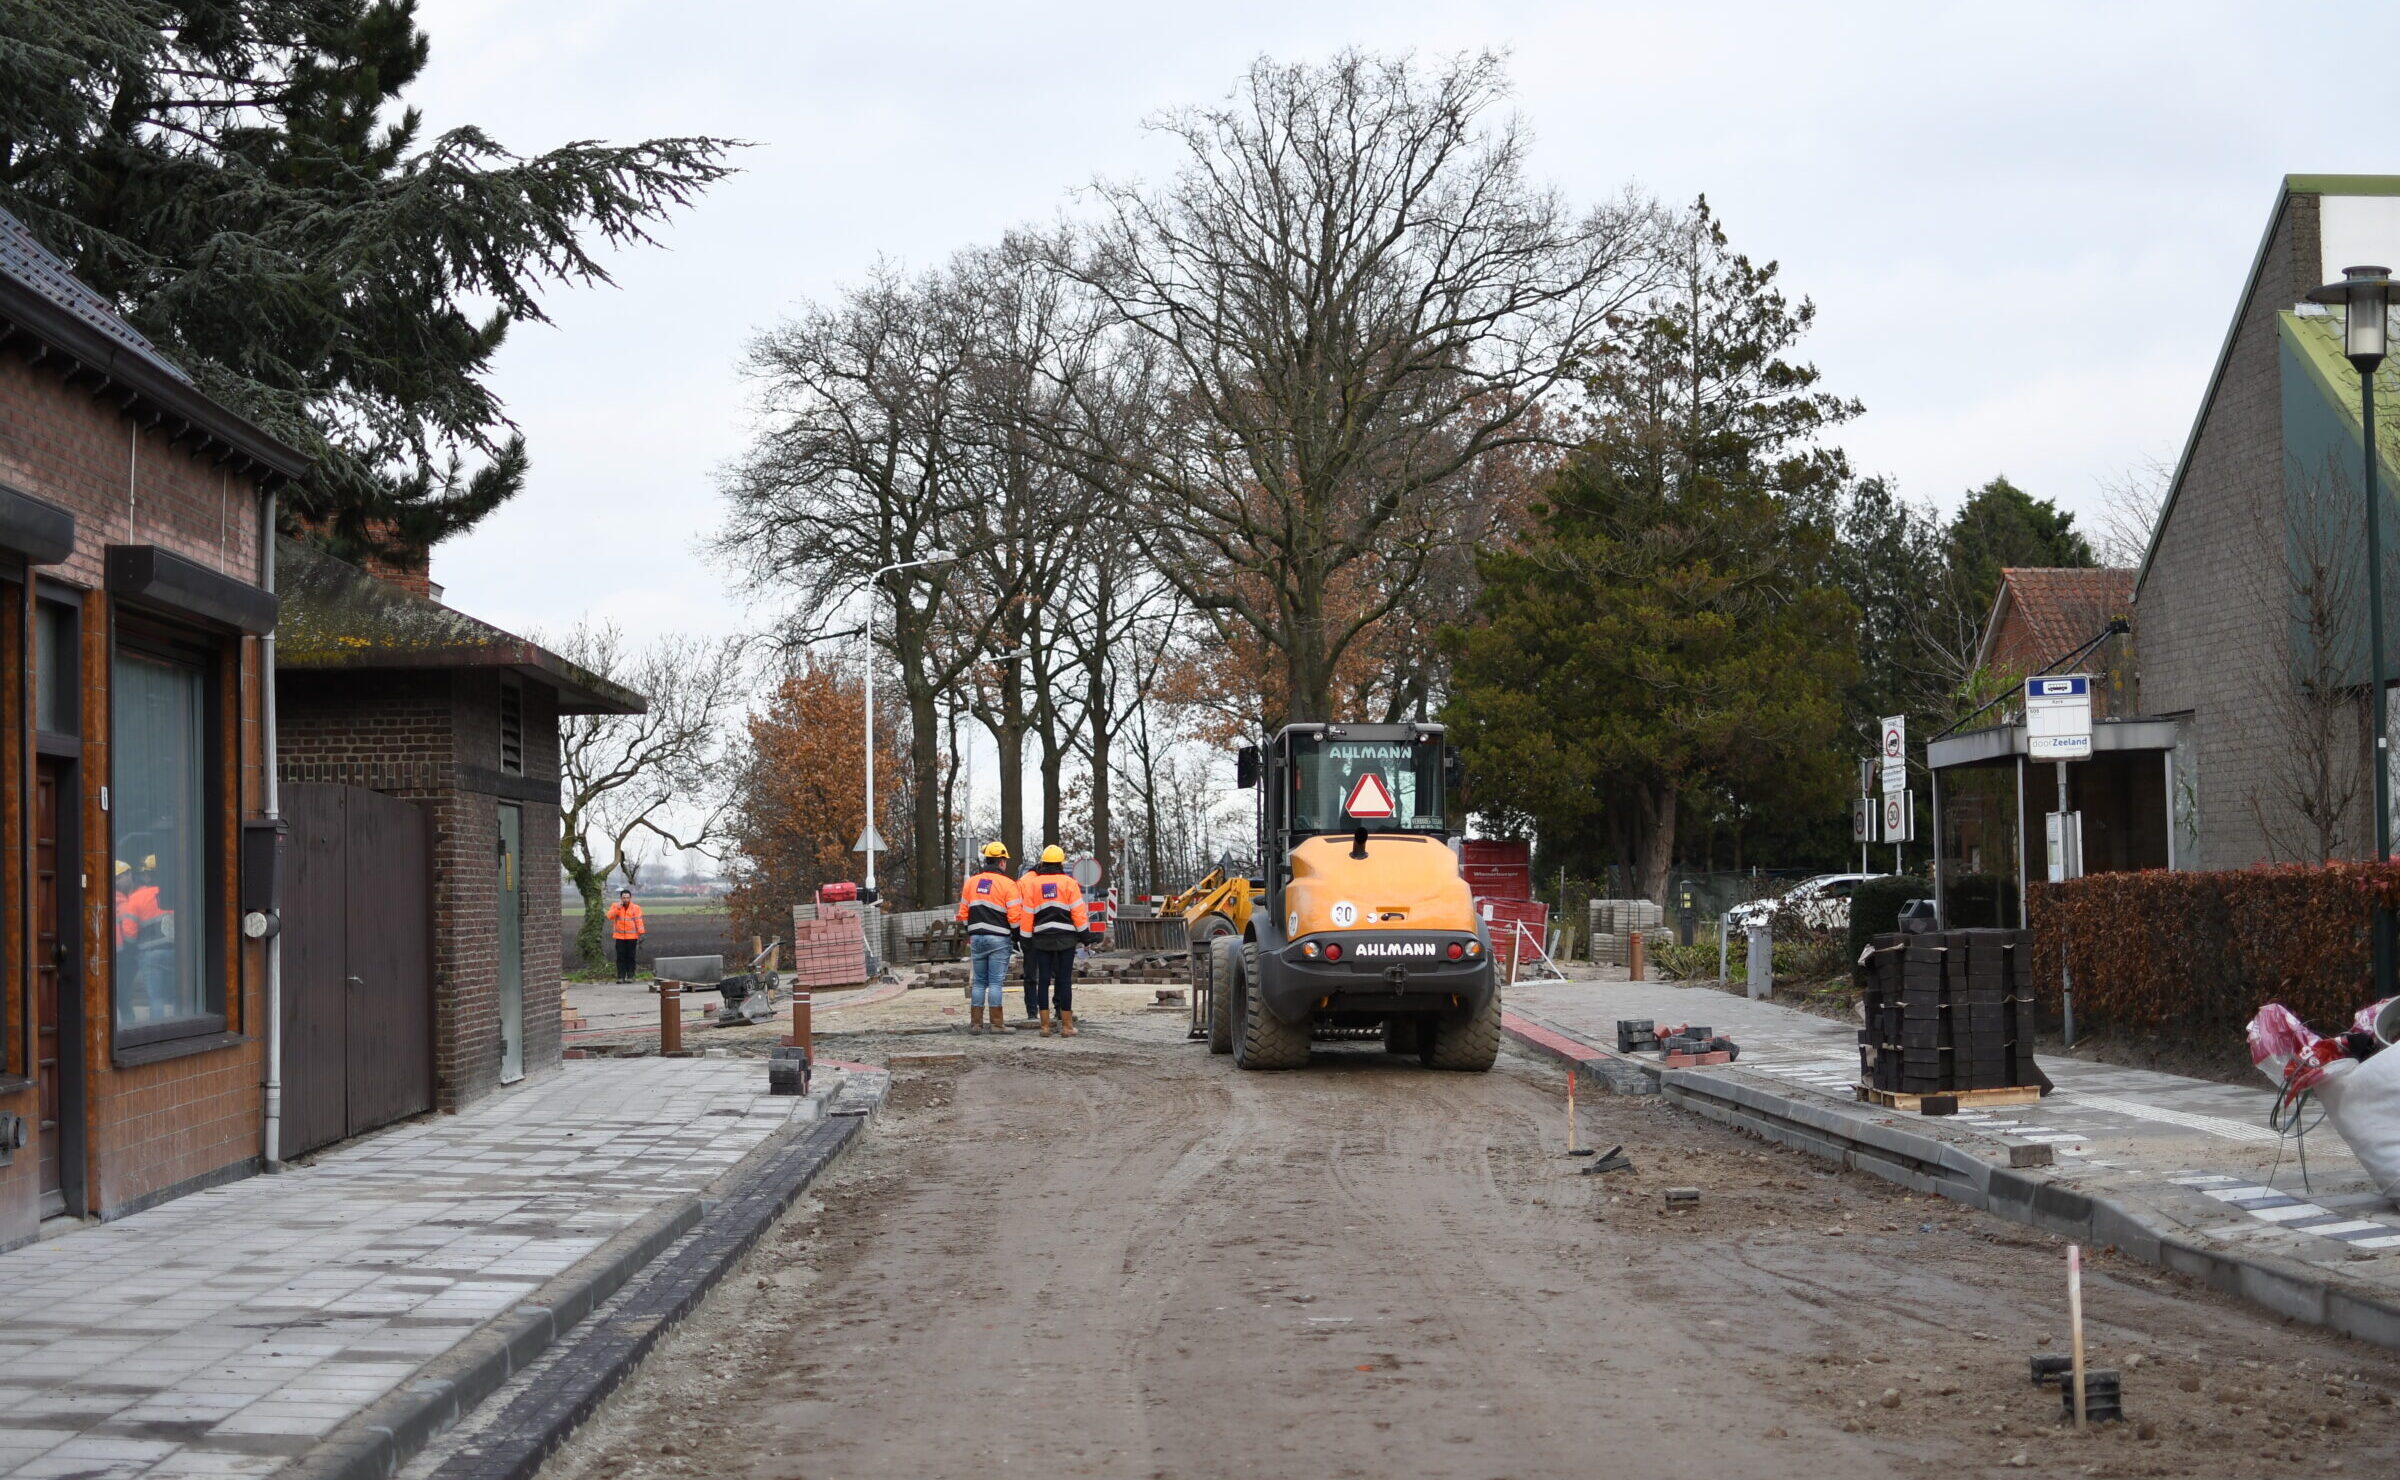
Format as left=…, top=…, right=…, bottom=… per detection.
left=2092, top=456, right=2172, bottom=569
left=1053, top=50, right=1665, bottom=722
left=557, top=625, right=749, bottom=968
left=2247, top=457, right=2366, bottom=862
left=718, top=264, right=995, bottom=906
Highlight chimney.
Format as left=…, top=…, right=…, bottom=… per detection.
left=354, top=519, right=434, bottom=600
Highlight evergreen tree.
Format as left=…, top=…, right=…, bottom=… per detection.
left=1444, top=202, right=1859, bottom=899
left=1944, top=475, right=2098, bottom=623
left=0, top=0, right=734, bottom=556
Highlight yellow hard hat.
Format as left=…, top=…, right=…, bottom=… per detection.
left=142, top=854, right=158, bottom=870
left=114, top=860, right=132, bottom=877
left=1040, top=845, right=1066, bottom=864
left=981, top=841, right=1010, bottom=859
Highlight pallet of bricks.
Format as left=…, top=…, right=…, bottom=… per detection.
left=789, top=908, right=869, bottom=988
left=1586, top=898, right=1662, bottom=967
left=1855, top=928, right=2048, bottom=1108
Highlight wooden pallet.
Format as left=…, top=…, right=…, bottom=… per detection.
left=1855, top=1083, right=2041, bottom=1112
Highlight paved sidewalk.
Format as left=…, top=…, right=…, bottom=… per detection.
left=1509, top=975, right=2400, bottom=1348
left=0, top=1057, right=812, bottom=1480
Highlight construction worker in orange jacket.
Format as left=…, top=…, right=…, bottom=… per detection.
left=955, top=842, right=1023, bottom=1033
left=1019, top=845, right=1093, bottom=1036
left=607, top=889, right=645, bottom=982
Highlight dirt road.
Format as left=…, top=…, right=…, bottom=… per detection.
left=542, top=1010, right=2400, bottom=1479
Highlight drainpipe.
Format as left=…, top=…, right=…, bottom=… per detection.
left=260, top=492, right=283, bottom=1171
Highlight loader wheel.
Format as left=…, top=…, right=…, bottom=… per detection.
left=1381, top=1017, right=1423, bottom=1056
left=1421, top=980, right=1502, bottom=1072
left=1208, top=936, right=1240, bottom=1054
left=1189, top=914, right=1235, bottom=1045
left=1233, top=941, right=1310, bottom=1070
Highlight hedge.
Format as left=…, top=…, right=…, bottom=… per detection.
left=1846, top=875, right=1931, bottom=964
left=2026, top=863, right=2400, bottom=1040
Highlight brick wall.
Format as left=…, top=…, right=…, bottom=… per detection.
left=2139, top=190, right=2334, bottom=869
left=0, top=343, right=271, bottom=1233
left=277, top=666, right=566, bottom=1113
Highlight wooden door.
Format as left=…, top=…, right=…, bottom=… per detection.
left=33, top=758, right=80, bottom=1216
left=343, top=788, right=433, bottom=1132
left=279, top=784, right=434, bottom=1157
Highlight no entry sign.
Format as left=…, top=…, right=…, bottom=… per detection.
left=1344, top=772, right=1396, bottom=819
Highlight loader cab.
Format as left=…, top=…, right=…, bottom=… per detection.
left=1237, top=723, right=1457, bottom=916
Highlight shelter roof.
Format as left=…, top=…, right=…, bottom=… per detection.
left=275, top=536, right=644, bottom=715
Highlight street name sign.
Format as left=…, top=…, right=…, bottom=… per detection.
left=2025, top=675, right=2093, bottom=760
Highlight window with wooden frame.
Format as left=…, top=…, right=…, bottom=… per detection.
left=109, top=616, right=229, bottom=1050
left=499, top=678, right=525, bottom=776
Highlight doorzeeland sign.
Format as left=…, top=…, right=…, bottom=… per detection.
left=2025, top=674, right=2093, bottom=760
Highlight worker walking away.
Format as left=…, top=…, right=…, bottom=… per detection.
left=607, top=888, right=645, bottom=983
left=955, top=842, right=1021, bottom=1034
left=1020, top=845, right=1093, bottom=1036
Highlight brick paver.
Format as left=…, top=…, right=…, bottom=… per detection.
left=0, top=1058, right=799, bottom=1480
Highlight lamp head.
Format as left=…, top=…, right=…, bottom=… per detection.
left=2308, top=265, right=2394, bottom=369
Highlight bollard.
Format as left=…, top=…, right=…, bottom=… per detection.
left=659, top=980, right=683, bottom=1056
left=1627, top=930, right=1645, bottom=981
left=786, top=987, right=813, bottom=1056
left=1746, top=922, right=1773, bottom=1000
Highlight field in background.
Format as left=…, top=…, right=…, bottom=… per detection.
left=559, top=894, right=738, bottom=972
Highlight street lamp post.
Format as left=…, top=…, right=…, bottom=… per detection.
left=2308, top=265, right=2396, bottom=1002
left=860, top=551, right=956, bottom=903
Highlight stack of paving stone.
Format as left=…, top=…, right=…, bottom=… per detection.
left=1587, top=898, right=1664, bottom=966
left=1857, top=927, right=2037, bottom=1095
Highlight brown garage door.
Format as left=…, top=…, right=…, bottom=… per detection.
left=282, top=783, right=435, bottom=1157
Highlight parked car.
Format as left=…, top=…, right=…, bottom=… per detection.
left=1723, top=874, right=1893, bottom=933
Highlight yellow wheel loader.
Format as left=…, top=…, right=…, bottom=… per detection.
left=1195, top=722, right=1498, bottom=1071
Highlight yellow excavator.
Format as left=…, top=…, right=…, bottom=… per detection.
left=1183, top=722, right=1497, bottom=1071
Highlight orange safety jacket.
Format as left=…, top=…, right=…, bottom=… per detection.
left=607, top=900, right=646, bottom=940
left=956, top=868, right=1026, bottom=938
left=116, top=884, right=164, bottom=945
left=1018, top=868, right=1089, bottom=952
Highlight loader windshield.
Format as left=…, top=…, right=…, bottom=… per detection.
left=1289, top=736, right=1446, bottom=836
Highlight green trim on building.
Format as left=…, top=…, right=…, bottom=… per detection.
left=2277, top=311, right=2400, bottom=475
left=2285, top=174, right=2400, bottom=199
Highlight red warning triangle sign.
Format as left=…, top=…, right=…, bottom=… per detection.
left=1343, top=772, right=1396, bottom=819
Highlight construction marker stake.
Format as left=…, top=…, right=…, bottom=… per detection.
left=2068, top=1244, right=2088, bottom=1430
left=1566, top=1067, right=1578, bottom=1155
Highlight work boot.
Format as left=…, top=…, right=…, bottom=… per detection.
left=1059, top=1010, right=1078, bottom=1037
left=986, top=1005, right=1009, bottom=1034
left=1039, top=1010, right=1054, bottom=1037
left=968, top=1005, right=984, bottom=1034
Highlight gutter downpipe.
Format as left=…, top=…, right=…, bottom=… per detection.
left=260, top=493, right=283, bottom=1171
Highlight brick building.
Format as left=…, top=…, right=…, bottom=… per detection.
left=2137, top=174, right=2400, bottom=868
left=1974, top=567, right=2137, bottom=717
left=274, top=537, right=640, bottom=1128
left=0, top=209, right=298, bottom=1243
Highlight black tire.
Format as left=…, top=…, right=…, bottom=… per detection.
left=1233, top=940, right=1311, bottom=1070
left=1189, top=914, right=1235, bottom=1043
left=1208, top=936, right=1240, bottom=1054
left=1421, top=979, right=1502, bottom=1072
left=1381, top=1017, right=1423, bottom=1055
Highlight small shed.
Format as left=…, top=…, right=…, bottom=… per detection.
left=271, top=539, right=641, bottom=1148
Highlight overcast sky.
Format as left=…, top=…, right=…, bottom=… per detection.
left=410, top=0, right=2393, bottom=648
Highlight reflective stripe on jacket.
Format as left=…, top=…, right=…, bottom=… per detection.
left=607, top=901, right=645, bottom=940
left=955, top=869, right=1025, bottom=937
left=1019, top=869, right=1088, bottom=950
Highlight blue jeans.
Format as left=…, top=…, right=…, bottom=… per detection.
left=969, top=935, right=1013, bottom=1008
